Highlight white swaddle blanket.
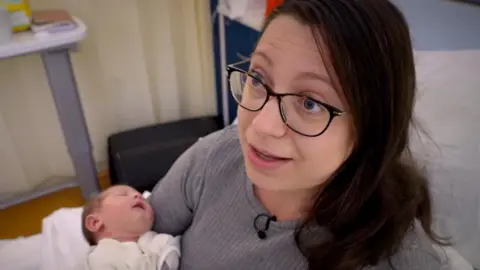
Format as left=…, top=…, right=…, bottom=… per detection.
left=81, top=231, right=180, bottom=270
left=38, top=190, right=181, bottom=270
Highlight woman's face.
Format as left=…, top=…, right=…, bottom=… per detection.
left=238, top=15, right=354, bottom=194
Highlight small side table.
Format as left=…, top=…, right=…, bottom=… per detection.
left=0, top=18, right=100, bottom=207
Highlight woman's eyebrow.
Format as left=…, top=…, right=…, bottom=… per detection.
left=296, top=71, right=332, bottom=86
left=252, top=51, right=331, bottom=85
left=251, top=51, right=273, bottom=66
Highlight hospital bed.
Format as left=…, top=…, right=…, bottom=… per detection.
left=0, top=122, right=478, bottom=270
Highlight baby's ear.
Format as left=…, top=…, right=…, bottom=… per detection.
left=85, top=214, right=103, bottom=233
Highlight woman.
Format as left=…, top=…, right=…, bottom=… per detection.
left=149, top=0, right=450, bottom=269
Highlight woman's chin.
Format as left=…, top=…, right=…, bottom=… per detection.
left=245, top=163, right=292, bottom=190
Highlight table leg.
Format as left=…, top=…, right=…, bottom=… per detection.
left=41, top=48, right=100, bottom=199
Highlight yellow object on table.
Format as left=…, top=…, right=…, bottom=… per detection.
left=5, top=0, right=31, bottom=32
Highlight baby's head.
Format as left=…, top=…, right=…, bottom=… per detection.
left=81, top=185, right=154, bottom=245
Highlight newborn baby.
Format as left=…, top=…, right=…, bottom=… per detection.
left=79, top=185, right=180, bottom=270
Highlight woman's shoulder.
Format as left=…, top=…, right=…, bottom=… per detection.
left=184, top=124, right=245, bottom=201
left=182, top=124, right=243, bottom=184
left=377, top=224, right=451, bottom=270
left=194, top=124, right=243, bottom=164
left=148, top=125, right=243, bottom=235
left=198, top=124, right=240, bottom=146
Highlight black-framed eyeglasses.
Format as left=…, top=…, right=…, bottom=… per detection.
left=226, top=60, right=345, bottom=137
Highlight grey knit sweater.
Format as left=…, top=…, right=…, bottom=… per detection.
left=149, top=125, right=449, bottom=270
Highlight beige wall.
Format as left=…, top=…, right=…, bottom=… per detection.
left=0, top=0, right=216, bottom=196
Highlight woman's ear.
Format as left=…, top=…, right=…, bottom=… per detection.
left=85, top=214, right=103, bottom=233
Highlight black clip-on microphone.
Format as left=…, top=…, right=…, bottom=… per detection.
left=254, top=213, right=277, bottom=239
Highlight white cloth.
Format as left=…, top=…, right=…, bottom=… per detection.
left=41, top=207, right=90, bottom=270
left=81, top=231, right=180, bottom=270
left=0, top=234, right=43, bottom=270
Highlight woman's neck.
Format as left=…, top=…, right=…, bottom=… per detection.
left=253, top=185, right=318, bottom=221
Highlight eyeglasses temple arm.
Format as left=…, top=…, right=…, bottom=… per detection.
left=228, top=58, right=251, bottom=68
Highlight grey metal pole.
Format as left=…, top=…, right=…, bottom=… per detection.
left=41, top=48, right=100, bottom=199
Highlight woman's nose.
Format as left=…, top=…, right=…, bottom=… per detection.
left=251, top=98, right=287, bottom=138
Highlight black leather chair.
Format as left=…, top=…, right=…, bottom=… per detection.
left=107, top=116, right=222, bottom=192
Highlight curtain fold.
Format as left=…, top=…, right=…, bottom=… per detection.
left=0, top=0, right=216, bottom=197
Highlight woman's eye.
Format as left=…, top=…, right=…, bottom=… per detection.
left=250, top=71, right=264, bottom=87
left=302, top=97, right=324, bottom=113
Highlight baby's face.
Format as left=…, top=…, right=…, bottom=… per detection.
left=97, top=185, right=154, bottom=240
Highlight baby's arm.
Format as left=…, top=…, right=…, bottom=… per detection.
left=86, top=250, right=157, bottom=270
left=85, top=254, right=121, bottom=270
left=139, top=232, right=181, bottom=270
left=158, top=244, right=181, bottom=270
left=85, top=244, right=130, bottom=270
left=85, top=262, right=119, bottom=270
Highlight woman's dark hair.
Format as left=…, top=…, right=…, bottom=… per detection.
left=263, top=1, right=449, bottom=269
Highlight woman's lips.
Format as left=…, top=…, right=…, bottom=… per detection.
left=247, top=145, right=292, bottom=169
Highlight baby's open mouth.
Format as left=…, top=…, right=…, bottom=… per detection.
left=132, top=201, right=145, bottom=210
